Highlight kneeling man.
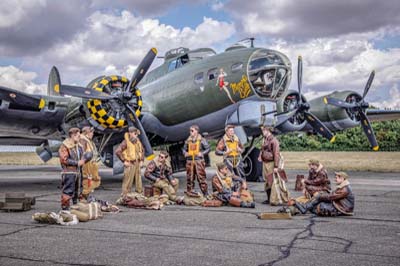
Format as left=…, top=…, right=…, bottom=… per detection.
left=144, top=151, right=179, bottom=202
left=212, top=162, right=255, bottom=208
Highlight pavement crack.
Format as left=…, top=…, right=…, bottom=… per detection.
left=0, top=224, right=49, bottom=237
left=0, top=255, right=108, bottom=266
left=258, top=216, right=316, bottom=266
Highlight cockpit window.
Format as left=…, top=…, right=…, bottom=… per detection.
left=248, top=49, right=291, bottom=100
left=168, top=60, right=177, bottom=72
left=167, top=55, right=190, bottom=72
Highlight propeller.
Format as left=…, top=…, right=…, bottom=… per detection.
left=54, top=48, right=158, bottom=158
left=123, top=48, right=158, bottom=159
left=125, top=104, right=154, bottom=160
left=126, top=48, right=158, bottom=92
left=60, top=84, right=118, bottom=100
left=275, top=56, right=336, bottom=142
left=0, top=85, right=45, bottom=109
left=323, top=71, right=378, bottom=150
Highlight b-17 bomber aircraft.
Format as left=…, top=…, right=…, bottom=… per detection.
left=1, top=39, right=399, bottom=181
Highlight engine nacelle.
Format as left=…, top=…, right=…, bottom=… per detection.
left=84, top=75, right=143, bottom=132
left=308, top=90, right=361, bottom=131
left=275, top=90, right=307, bottom=132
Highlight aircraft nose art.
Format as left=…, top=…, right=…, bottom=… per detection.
left=247, top=49, right=292, bottom=100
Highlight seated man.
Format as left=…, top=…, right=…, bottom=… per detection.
left=144, top=151, right=179, bottom=202
left=211, top=162, right=255, bottom=208
left=296, top=159, right=331, bottom=204
left=294, top=171, right=355, bottom=216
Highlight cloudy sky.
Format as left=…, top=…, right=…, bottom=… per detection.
left=0, top=0, right=399, bottom=108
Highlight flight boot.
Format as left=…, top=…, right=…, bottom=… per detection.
left=262, top=189, right=271, bottom=204
left=295, top=196, right=320, bottom=214
left=240, top=201, right=256, bottom=208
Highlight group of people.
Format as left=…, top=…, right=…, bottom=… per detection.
left=58, top=123, right=355, bottom=217
left=59, top=126, right=101, bottom=210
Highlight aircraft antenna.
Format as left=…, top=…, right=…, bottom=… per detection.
left=250, top=37, right=255, bottom=47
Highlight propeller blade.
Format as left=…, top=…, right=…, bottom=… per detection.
left=297, top=55, right=303, bottom=103
left=323, top=97, right=357, bottom=109
left=304, top=111, right=336, bottom=143
left=358, top=111, right=379, bottom=151
left=127, top=48, right=158, bottom=91
left=0, top=85, right=45, bottom=109
left=59, top=85, right=117, bottom=100
left=275, top=109, right=298, bottom=128
left=362, top=70, right=375, bottom=100
left=125, top=104, right=155, bottom=160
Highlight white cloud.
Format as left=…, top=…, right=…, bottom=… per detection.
left=371, top=84, right=400, bottom=109
left=266, top=33, right=400, bottom=108
left=0, top=66, right=46, bottom=94
left=0, top=0, right=45, bottom=28
left=210, top=1, right=224, bottom=11
left=225, top=0, right=400, bottom=39
left=24, top=11, right=235, bottom=85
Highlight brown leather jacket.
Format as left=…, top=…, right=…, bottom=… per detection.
left=215, top=134, right=244, bottom=157
left=304, top=164, right=331, bottom=195
left=211, top=173, right=245, bottom=193
left=58, top=139, right=83, bottom=172
left=182, top=135, right=210, bottom=161
left=260, top=134, right=280, bottom=168
left=144, top=160, right=173, bottom=182
left=319, top=180, right=354, bottom=215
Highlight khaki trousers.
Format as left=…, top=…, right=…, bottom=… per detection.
left=82, top=161, right=101, bottom=197
left=122, top=163, right=142, bottom=196
left=153, top=178, right=179, bottom=201
left=262, top=161, right=275, bottom=191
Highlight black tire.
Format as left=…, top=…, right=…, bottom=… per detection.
left=243, top=148, right=262, bottom=182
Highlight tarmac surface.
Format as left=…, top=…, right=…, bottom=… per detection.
left=0, top=165, right=399, bottom=266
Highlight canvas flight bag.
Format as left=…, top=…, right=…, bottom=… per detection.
left=270, top=171, right=290, bottom=206
left=71, top=202, right=102, bottom=221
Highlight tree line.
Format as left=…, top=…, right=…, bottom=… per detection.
left=277, top=120, right=400, bottom=151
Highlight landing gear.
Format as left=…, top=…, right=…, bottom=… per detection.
left=243, top=147, right=262, bottom=182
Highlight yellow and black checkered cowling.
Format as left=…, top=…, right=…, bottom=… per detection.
left=86, top=75, right=143, bottom=129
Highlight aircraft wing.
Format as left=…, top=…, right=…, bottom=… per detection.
left=0, top=85, right=69, bottom=143
left=0, top=85, right=45, bottom=110
left=366, top=109, right=400, bottom=122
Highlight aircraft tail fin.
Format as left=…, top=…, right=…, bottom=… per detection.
left=47, top=66, right=61, bottom=96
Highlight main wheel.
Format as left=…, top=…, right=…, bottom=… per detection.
left=243, top=148, right=262, bottom=182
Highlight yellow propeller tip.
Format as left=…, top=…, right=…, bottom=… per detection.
left=54, top=84, right=60, bottom=93
left=151, top=47, right=158, bottom=55
left=330, top=135, right=336, bottom=143
left=38, top=99, right=45, bottom=109
left=372, top=146, right=379, bottom=151
left=323, top=97, right=328, bottom=104
left=146, top=154, right=156, bottom=161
